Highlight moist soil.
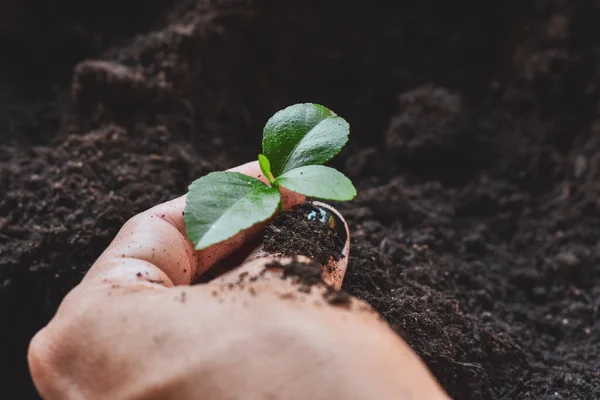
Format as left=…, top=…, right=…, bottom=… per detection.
left=266, top=257, right=352, bottom=307
left=2, top=1, right=600, bottom=398
left=266, top=258, right=324, bottom=291
left=264, top=203, right=344, bottom=267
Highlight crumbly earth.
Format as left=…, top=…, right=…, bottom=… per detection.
left=2, top=1, right=600, bottom=398
left=266, top=258, right=352, bottom=305
left=267, top=258, right=323, bottom=290
left=263, top=203, right=344, bottom=267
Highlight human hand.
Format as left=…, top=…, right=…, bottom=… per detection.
left=28, top=161, right=449, bottom=399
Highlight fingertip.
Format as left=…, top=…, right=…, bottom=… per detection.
left=313, top=202, right=350, bottom=290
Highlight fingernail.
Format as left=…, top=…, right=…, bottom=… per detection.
left=243, top=201, right=350, bottom=289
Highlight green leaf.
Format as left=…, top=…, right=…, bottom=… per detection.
left=275, top=165, right=357, bottom=201
left=184, top=171, right=281, bottom=250
left=258, top=153, right=273, bottom=184
left=262, top=103, right=350, bottom=177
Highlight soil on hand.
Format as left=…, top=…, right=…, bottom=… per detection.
left=2, top=1, right=600, bottom=398
left=266, top=257, right=352, bottom=306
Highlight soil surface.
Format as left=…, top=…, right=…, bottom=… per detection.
left=264, top=203, right=344, bottom=266
left=2, top=1, right=600, bottom=398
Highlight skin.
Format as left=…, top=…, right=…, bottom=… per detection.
left=28, top=161, right=450, bottom=400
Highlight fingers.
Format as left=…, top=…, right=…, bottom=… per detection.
left=30, top=254, right=449, bottom=400
left=84, top=161, right=305, bottom=288
left=314, top=201, right=349, bottom=289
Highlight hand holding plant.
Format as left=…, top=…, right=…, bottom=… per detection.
left=28, top=122, right=448, bottom=400
left=185, top=103, right=356, bottom=250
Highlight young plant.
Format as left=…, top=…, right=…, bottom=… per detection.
left=184, top=103, right=356, bottom=250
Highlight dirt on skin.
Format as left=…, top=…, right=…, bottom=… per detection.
left=266, top=257, right=352, bottom=306
left=266, top=258, right=323, bottom=290
left=2, top=0, right=600, bottom=399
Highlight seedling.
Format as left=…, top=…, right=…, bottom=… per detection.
left=184, top=103, right=356, bottom=250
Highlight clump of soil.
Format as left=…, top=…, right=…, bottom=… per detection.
left=266, top=257, right=352, bottom=307
left=267, top=258, right=322, bottom=289
left=322, top=288, right=352, bottom=307
left=263, top=203, right=344, bottom=267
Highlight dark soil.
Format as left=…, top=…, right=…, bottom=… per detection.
left=264, top=203, right=344, bottom=266
left=266, top=257, right=352, bottom=307
left=267, top=258, right=323, bottom=289
left=2, top=0, right=600, bottom=398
